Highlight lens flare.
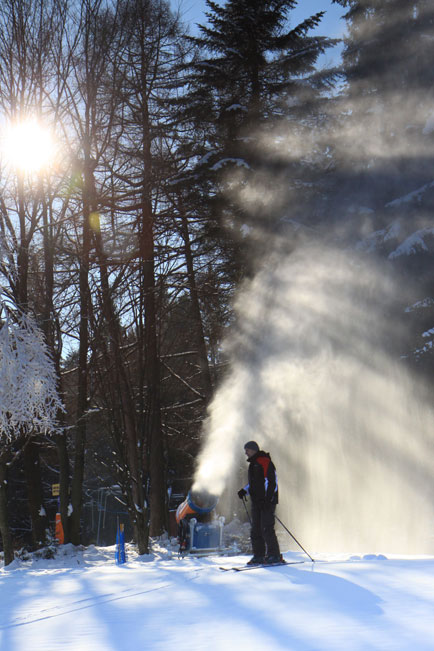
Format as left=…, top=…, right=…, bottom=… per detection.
left=1, top=119, right=56, bottom=173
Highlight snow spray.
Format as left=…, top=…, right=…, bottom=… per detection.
left=192, top=243, right=434, bottom=553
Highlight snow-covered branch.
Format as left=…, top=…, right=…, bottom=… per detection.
left=0, top=311, right=64, bottom=443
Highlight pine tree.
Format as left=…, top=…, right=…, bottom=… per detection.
left=332, top=0, right=434, bottom=210
left=331, top=0, right=434, bottom=370
left=173, top=0, right=338, bottom=267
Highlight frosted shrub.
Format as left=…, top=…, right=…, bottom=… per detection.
left=0, top=312, right=64, bottom=442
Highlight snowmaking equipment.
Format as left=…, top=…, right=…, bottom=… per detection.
left=176, top=490, right=226, bottom=556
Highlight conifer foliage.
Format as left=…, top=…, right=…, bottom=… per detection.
left=175, top=0, right=338, bottom=267
left=188, top=0, right=335, bottom=150
left=331, top=0, right=434, bottom=368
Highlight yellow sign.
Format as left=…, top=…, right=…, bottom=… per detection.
left=52, top=483, right=60, bottom=496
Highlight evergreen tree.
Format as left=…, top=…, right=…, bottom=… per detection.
left=173, top=0, right=338, bottom=272
left=331, top=0, right=434, bottom=370
left=332, top=0, right=434, bottom=213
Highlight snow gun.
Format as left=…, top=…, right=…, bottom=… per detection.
left=176, top=490, right=225, bottom=556
left=176, top=490, right=217, bottom=524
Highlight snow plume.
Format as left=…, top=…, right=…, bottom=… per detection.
left=192, top=5, right=434, bottom=551
left=193, top=244, right=434, bottom=553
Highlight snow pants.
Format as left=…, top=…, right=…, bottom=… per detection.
left=250, top=501, right=280, bottom=557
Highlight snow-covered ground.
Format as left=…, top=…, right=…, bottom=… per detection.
left=1, top=540, right=434, bottom=650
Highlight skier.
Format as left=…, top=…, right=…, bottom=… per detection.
left=238, top=441, right=282, bottom=565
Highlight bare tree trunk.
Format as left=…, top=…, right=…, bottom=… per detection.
left=41, top=187, right=71, bottom=542
left=0, top=458, right=13, bottom=566
left=92, top=199, right=150, bottom=554
left=17, top=172, right=50, bottom=547
left=24, top=439, right=49, bottom=547
left=69, top=155, right=92, bottom=545
left=180, top=208, right=213, bottom=401
left=55, top=432, right=70, bottom=543
left=140, top=165, right=165, bottom=537
left=136, top=22, right=166, bottom=535
left=113, top=0, right=189, bottom=539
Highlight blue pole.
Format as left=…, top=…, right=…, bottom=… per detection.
left=115, top=520, right=126, bottom=565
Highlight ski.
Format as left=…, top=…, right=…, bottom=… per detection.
left=219, top=560, right=305, bottom=572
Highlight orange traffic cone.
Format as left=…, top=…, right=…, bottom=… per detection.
left=55, top=513, right=64, bottom=544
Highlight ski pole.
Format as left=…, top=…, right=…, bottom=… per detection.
left=275, top=515, right=315, bottom=563
left=242, top=496, right=252, bottom=524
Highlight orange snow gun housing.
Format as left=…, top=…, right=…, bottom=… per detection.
left=175, top=490, right=217, bottom=524
left=176, top=490, right=224, bottom=556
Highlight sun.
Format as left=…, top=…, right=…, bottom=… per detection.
left=1, top=118, right=56, bottom=174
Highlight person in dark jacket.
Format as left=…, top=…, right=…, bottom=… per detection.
left=238, top=441, right=282, bottom=565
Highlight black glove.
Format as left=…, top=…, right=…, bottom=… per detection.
left=237, top=488, right=247, bottom=499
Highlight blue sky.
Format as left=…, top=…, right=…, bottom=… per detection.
left=171, top=1, right=346, bottom=39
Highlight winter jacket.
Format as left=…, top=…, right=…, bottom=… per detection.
left=244, top=451, right=278, bottom=505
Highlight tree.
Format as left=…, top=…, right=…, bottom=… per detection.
left=331, top=0, right=434, bottom=212
left=0, top=0, right=71, bottom=550
left=174, top=0, right=338, bottom=269
left=331, top=0, right=434, bottom=370
left=107, top=0, right=187, bottom=537
left=0, top=0, right=346, bottom=552
left=0, top=309, right=64, bottom=565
